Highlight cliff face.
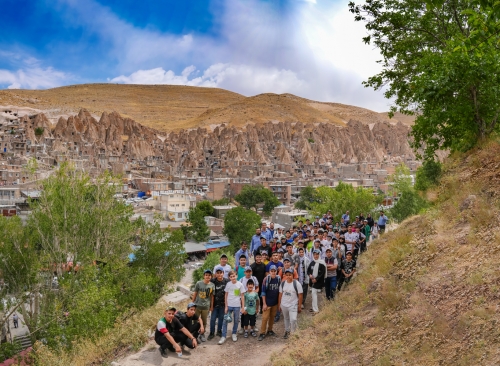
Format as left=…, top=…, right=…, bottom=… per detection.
left=24, top=109, right=415, bottom=167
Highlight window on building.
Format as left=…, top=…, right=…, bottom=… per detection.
left=177, top=213, right=182, bottom=218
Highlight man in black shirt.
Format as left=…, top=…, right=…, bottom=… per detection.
left=251, top=253, right=267, bottom=314
left=254, top=236, right=272, bottom=258
left=175, top=303, right=204, bottom=349
left=208, top=266, right=229, bottom=340
left=155, top=306, right=198, bottom=358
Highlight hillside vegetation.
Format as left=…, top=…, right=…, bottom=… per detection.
left=0, top=84, right=413, bottom=131
left=273, top=139, right=500, bottom=366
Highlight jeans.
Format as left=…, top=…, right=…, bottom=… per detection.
left=210, top=307, right=225, bottom=334
left=281, top=304, right=298, bottom=332
left=325, top=276, right=337, bottom=300
left=222, top=306, right=240, bottom=337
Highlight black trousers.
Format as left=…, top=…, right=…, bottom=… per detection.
left=177, top=323, right=200, bottom=348
left=155, top=334, right=178, bottom=352
left=337, top=274, right=352, bottom=291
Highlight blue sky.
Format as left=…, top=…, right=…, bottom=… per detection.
left=0, top=0, right=388, bottom=111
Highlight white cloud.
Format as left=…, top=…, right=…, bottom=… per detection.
left=57, top=0, right=389, bottom=111
left=0, top=60, right=68, bottom=89
left=111, top=63, right=306, bottom=96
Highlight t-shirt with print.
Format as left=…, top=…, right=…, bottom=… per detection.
left=261, top=276, right=281, bottom=306
left=193, top=280, right=215, bottom=310
left=225, top=281, right=246, bottom=308
left=211, top=277, right=229, bottom=308
left=279, top=280, right=303, bottom=308
left=341, top=259, right=357, bottom=275
left=244, top=292, right=259, bottom=315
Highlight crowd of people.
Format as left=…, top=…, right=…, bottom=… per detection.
left=155, top=210, right=389, bottom=358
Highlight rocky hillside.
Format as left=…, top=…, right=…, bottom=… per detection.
left=18, top=109, right=415, bottom=166
left=0, top=84, right=414, bottom=132
left=274, top=140, right=500, bottom=365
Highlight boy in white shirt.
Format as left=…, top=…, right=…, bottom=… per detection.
left=219, top=271, right=245, bottom=345
left=278, top=268, right=303, bottom=339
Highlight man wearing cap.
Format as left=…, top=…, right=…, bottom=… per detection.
left=250, top=228, right=262, bottom=257
left=307, top=249, right=326, bottom=314
left=240, top=266, right=259, bottom=291
left=213, top=254, right=232, bottom=279
left=344, top=225, right=358, bottom=253
left=258, top=265, right=281, bottom=341
left=324, top=248, right=338, bottom=301
left=155, top=306, right=198, bottom=358
left=209, top=266, right=229, bottom=340
left=191, top=269, right=215, bottom=342
left=279, top=268, right=303, bottom=339
left=176, top=303, right=204, bottom=350
left=234, top=241, right=250, bottom=269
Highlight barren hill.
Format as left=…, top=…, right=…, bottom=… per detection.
left=275, top=140, right=500, bottom=365
left=0, top=84, right=413, bottom=131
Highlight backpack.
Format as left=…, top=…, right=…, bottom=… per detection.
left=264, top=274, right=281, bottom=290
left=280, top=279, right=299, bottom=295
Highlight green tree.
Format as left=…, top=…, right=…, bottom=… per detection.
left=388, top=163, right=427, bottom=222
left=223, top=207, right=261, bottom=253
left=415, top=160, right=442, bottom=191
left=196, top=200, right=214, bottom=217
left=349, top=0, right=500, bottom=159
left=234, top=185, right=280, bottom=215
left=186, top=206, right=210, bottom=242
left=192, top=249, right=234, bottom=285
left=309, top=182, right=382, bottom=222
left=212, top=197, right=231, bottom=206
left=294, top=185, right=318, bottom=210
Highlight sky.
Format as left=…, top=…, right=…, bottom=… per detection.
left=0, top=0, right=389, bottom=111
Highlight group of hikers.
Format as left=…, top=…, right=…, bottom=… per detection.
left=155, top=210, right=389, bottom=358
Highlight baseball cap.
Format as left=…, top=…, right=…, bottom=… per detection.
left=283, top=257, right=290, bottom=262
left=285, top=268, right=294, bottom=274
left=325, top=248, right=332, bottom=252
left=214, top=266, right=224, bottom=272
left=166, top=306, right=176, bottom=312
left=313, top=249, right=321, bottom=254
left=187, top=302, right=197, bottom=309
left=204, top=269, right=213, bottom=274
left=277, top=248, right=285, bottom=253
left=220, top=254, right=228, bottom=259
left=244, top=266, right=252, bottom=272
left=346, top=251, right=353, bottom=256
left=269, top=265, right=277, bottom=271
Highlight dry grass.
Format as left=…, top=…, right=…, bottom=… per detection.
left=33, top=298, right=190, bottom=366
left=0, top=84, right=411, bottom=132
left=273, top=140, right=500, bottom=366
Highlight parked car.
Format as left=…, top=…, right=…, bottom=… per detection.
left=190, top=262, right=203, bottom=269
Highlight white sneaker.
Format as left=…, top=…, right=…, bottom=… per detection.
left=253, top=326, right=259, bottom=332
left=218, top=337, right=226, bottom=345
left=232, top=334, right=238, bottom=342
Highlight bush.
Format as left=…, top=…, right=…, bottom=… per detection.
left=389, top=190, right=427, bottom=223
left=415, top=160, right=442, bottom=191
left=192, top=250, right=234, bottom=285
